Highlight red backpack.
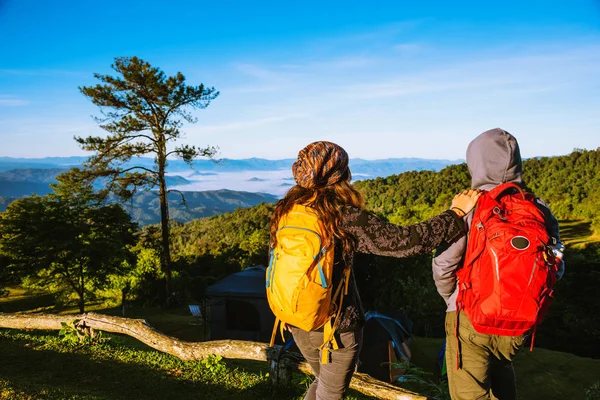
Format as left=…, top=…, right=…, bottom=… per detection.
left=456, top=183, right=558, bottom=345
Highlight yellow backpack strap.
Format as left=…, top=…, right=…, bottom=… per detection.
left=270, top=317, right=280, bottom=347
left=280, top=321, right=287, bottom=343
left=344, top=266, right=351, bottom=295
left=320, top=319, right=336, bottom=364
left=319, top=267, right=351, bottom=364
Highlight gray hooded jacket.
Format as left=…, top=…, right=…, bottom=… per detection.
left=432, top=128, right=561, bottom=311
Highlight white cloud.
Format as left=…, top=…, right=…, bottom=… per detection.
left=234, top=63, right=307, bottom=83
left=2, top=21, right=599, bottom=160
left=393, top=43, right=422, bottom=53
left=207, top=40, right=600, bottom=159
left=0, top=95, right=29, bottom=106
left=194, top=114, right=308, bottom=133
left=307, top=19, right=427, bottom=52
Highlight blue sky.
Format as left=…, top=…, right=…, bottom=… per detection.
left=1, top=0, right=599, bottom=160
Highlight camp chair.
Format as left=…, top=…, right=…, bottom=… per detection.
left=188, top=304, right=203, bottom=326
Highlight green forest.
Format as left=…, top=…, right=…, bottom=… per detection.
left=168, top=147, right=600, bottom=358
left=5, top=148, right=598, bottom=354
left=355, top=147, right=600, bottom=231
left=1, top=149, right=600, bottom=399
left=2, top=148, right=599, bottom=358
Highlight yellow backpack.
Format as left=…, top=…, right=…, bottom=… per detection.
left=266, top=204, right=350, bottom=364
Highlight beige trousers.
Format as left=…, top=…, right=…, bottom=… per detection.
left=445, top=311, right=526, bottom=400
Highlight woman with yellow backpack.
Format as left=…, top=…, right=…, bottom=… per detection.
left=267, top=141, right=480, bottom=400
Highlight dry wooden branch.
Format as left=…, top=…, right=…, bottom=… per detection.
left=0, top=312, right=429, bottom=400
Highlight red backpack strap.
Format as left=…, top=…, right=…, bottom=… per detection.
left=462, top=192, right=493, bottom=267
left=487, top=182, right=526, bottom=201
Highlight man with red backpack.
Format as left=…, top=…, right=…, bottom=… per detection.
left=432, top=128, right=565, bottom=400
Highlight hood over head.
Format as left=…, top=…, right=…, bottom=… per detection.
left=466, top=128, right=523, bottom=190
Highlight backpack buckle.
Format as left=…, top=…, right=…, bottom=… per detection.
left=492, top=206, right=507, bottom=221
left=320, top=345, right=332, bottom=364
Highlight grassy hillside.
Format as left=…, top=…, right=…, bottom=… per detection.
left=0, top=288, right=365, bottom=400
left=124, top=189, right=276, bottom=225
left=1, top=287, right=598, bottom=400
left=2, top=328, right=597, bottom=400
left=354, top=148, right=600, bottom=236
left=0, top=329, right=313, bottom=400
left=559, top=219, right=600, bottom=248
left=409, top=337, right=600, bottom=400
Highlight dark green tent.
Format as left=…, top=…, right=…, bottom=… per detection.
left=204, top=266, right=275, bottom=343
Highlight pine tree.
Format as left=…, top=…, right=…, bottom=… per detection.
left=75, top=56, right=219, bottom=302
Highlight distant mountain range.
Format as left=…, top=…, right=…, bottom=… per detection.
left=0, top=156, right=461, bottom=175
left=0, top=156, right=296, bottom=172
left=0, top=156, right=460, bottom=224
left=0, top=189, right=277, bottom=226
left=122, top=190, right=277, bottom=225
left=0, top=168, right=190, bottom=195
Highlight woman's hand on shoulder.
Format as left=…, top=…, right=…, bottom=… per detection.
left=450, top=189, right=482, bottom=218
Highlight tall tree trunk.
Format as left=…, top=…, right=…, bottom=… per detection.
left=121, top=282, right=130, bottom=317
left=157, top=141, right=173, bottom=302
left=78, top=265, right=85, bottom=313
left=78, top=294, right=85, bottom=314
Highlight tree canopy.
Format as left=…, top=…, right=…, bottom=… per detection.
left=0, top=175, right=137, bottom=312
left=355, top=148, right=600, bottom=233
left=74, top=56, right=219, bottom=300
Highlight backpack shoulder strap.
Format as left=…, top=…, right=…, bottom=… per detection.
left=487, top=182, right=526, bottom=201
left=463, top=191, right=494, bottom=266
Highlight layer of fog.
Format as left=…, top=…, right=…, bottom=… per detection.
left=168, top=170, right=371, bottom=197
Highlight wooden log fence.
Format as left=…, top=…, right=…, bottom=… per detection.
left=0, top=312, right=430, bottom=400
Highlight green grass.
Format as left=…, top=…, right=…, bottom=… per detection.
left=559, top=219, right=600, bottom=249
left=408, top=337, right=600, bottom=400
left=0, top=288, right=370, bottom=400
left=0, top=287, right=205, bottom=342
left=0, top=287, right=56, bottom=313
left=2, top=329, right=597, bottom=400
left=0, top=329, right=294, bottom=400
left=100, top=305, right=206, bottom=343
left=0, top=329, right=372, bottom=400
left=3, top=252, right=600, bottom=400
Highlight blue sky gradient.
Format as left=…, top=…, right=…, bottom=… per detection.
left=1, top=0, right=599, bottom=159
